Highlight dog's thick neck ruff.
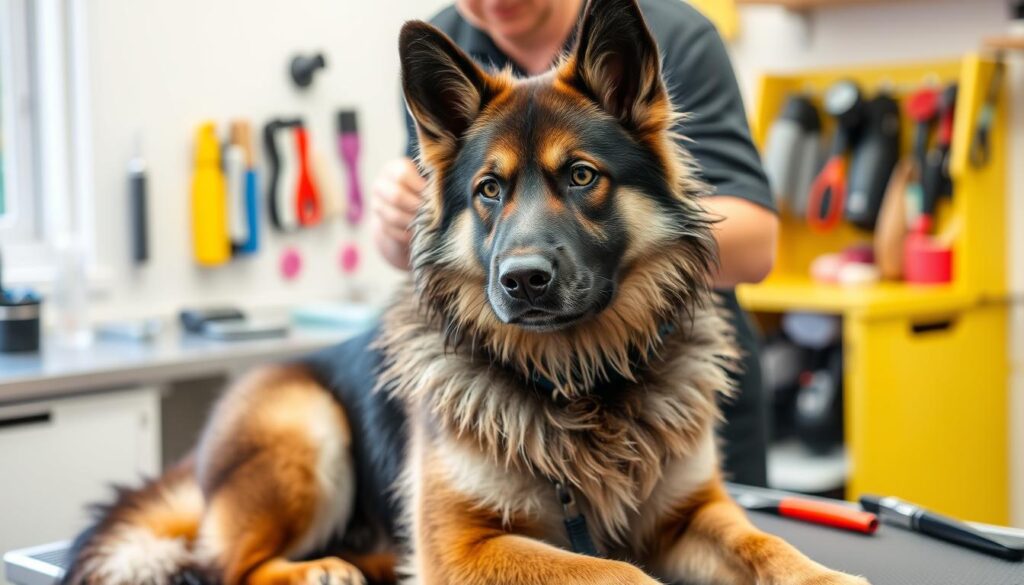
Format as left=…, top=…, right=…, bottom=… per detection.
left=521, top=321, right=678, bottom=397
left=376, top=290, right=737, bottom=540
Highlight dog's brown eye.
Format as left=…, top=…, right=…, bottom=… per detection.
left=477, top=178, right=501, bottom=200
left=570, top=164, right=597, bottom=187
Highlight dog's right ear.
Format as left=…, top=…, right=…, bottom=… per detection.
left=400, top=22, right=491, bottom=150
left=565, top=0, right=666, bottom=134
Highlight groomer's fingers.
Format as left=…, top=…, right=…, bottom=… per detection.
left=374, top=204, right=413, bottom=245
left=371, top=157, right=423, bottom=271
left=372, top=177, right=419, bottom=225
left=384, top=157, right=427, bottom=193
left=374, top=205, right=413, bottom=246
left=376, top=159, right=425, bottom=214
left=371, top=214, right=412, bottom=271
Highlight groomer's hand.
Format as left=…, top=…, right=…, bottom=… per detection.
left=371, top=157, right=425, bottom=271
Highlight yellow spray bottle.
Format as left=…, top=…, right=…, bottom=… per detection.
left=192, top=122, right=230, bottom=266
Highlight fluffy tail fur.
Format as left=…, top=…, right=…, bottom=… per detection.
left=63, top=458, right=208, bottom=585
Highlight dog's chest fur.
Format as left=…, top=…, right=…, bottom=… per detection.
left=377, top=291, right=737, bottom=546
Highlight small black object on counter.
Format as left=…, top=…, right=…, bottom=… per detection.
left=0, top=251, right=42, bottom=352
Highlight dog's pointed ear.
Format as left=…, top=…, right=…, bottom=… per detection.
left=400, top=21, right=491, bottom=148
left=564, top=0, right=666, bottom=131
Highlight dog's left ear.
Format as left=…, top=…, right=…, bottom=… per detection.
left=399, top=21, right=493, bottom=151
left=564, top=0, right=667, bottom=131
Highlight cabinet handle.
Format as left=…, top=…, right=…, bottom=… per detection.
left=0, top=412, right=52, bottom=430
left=911, top=319, right=955, bottom=335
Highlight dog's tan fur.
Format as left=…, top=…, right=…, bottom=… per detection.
left=65, top=2, right=869, bottom=584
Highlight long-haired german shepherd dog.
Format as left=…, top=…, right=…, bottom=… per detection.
left=65, top=1, right=869, bottom=584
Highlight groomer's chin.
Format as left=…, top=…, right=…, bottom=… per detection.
left=457, top=0, right=553, bottom=40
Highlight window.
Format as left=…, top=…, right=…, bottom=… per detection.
left=0, top=0, right=95, bottom=286
left=0, top=0, right=41, bottom=246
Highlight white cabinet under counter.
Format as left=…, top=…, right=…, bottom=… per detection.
left=0, top=388, right=160, bottom=562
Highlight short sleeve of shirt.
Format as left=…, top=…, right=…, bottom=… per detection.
left=644, top=1, right=773, bottom=211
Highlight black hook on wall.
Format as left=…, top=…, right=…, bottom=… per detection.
left=290, top=53, right=327, bottom=89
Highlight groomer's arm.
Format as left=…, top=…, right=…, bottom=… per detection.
left=660, top=12, right=779, bottom=289
left=705, top=196, right=777, bottom=288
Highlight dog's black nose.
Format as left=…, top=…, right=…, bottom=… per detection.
left=499, top=255, right=554, bottom=304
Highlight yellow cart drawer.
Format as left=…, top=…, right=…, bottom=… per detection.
left=844, top=304, right=1010, bottom=524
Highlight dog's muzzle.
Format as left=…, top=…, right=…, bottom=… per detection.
left=498, top=255, right=554, bottom=306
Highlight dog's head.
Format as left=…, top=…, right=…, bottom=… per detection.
left=400, top=0, right=716, bottom=393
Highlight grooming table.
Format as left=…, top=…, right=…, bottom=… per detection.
left=737, top=489, right=1024, bottom=585
left=6, top=488, right=1023, bottom=585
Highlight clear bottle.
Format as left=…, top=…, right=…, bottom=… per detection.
left=52, top=233, right=94, bottom=348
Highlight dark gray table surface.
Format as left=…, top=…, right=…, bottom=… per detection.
left=748, top=502, right=1024, bottom=585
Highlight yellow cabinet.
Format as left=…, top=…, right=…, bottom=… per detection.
left=845, top=305, right=1010, bottom=524
left=739, top=56, right=1011, bottom=523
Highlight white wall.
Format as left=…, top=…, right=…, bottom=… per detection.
left=82, top=0, right=449, bottom=322
left=78, top=0, right=1022, bottom=523
left=727, top=0, right=1023, bottom=526
left=81, top=0, right=1017, bottom=316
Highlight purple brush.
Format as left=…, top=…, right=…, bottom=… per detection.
left=337, top=110, right=363, bottom=225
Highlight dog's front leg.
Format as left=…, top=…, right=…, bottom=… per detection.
left=651, top=481, right=870, bottom=585
left=414, top=475, right=658, bottom=585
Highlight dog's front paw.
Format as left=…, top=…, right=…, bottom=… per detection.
left=597, top=560, right=662, bottom=585
left=793, top=569, right=869, bottom=585
left=288, top=557, right=367, bottom=585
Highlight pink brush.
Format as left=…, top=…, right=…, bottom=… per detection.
left=337, top=110, right=363, bottom=225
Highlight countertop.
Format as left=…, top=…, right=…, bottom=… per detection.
left=0, top=325, right=363, bottom=406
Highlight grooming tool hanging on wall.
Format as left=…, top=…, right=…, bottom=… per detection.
left=763, top=95, right=822, bottom=219
left=806, top=80, right=865, bottom=233
left=764, top=75, right=962, bottom=237
left=336, top=110, right=364, bottom=225
left=845, top=93, right=901, bottom=231
left=903, top=86, right=940, bottom=229
left=265, top=118, right=300, bottom=230
left=128, top=137, right=149, bottom=265
left=919, top=84, right=957, bottom=234
left=294, top=125, right=323, bottom=226
left=192, top=122, right=231, bottom=267
left=228, top=120, right=260, bottom=255
left=970, top=57, right=1004, bottom=168
left=264, top=118, right=323, bottom=231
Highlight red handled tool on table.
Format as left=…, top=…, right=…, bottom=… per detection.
left=733, top=489, right=878, bottom=535
left=807, top=80, right=865, bottom=232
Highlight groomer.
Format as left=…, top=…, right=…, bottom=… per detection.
left=371, top=0, right=778, bottom=486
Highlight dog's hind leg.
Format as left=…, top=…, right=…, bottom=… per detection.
left=193, top=366, right=364, bottom=585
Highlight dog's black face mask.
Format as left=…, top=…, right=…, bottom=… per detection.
left=401, top=0, right=714, bottom=337
left=456, top=95, right=642, bottom=331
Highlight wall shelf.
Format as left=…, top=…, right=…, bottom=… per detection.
left=984, top=35, right=1024, bottom=51
left=736, top=0, right=917, bottom=10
